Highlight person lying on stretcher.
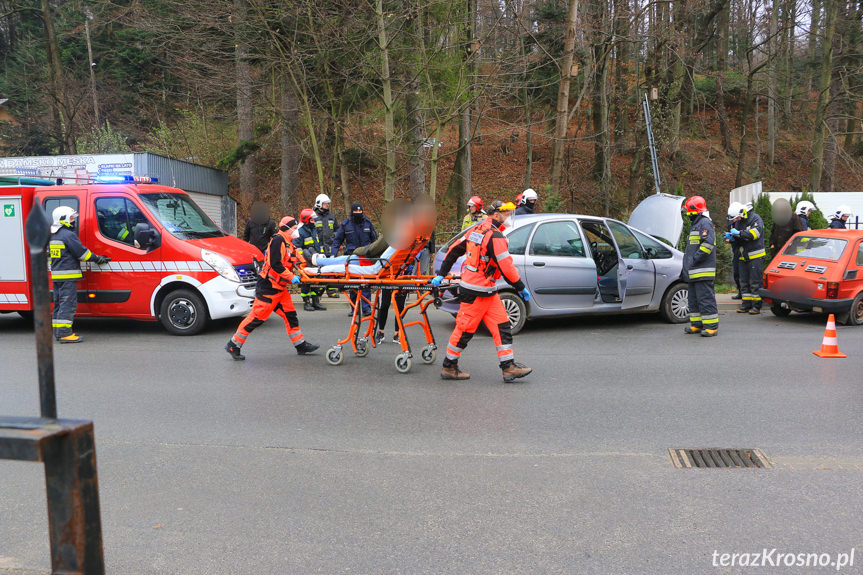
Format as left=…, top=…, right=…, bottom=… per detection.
left=303, top=196, right=435, bottom=277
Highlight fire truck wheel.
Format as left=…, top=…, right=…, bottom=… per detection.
left=160, top=289, right=208, bottom=335
left=17, top=311, right=33, bottom=322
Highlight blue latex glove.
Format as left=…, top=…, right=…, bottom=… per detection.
left=728, top=228, right=740, bottom=236
left=724, top=231, right=733, bottom=240
left=291, top=276, right=301, bottom=285
left=430, top=275, right=444, bottom=287
left=519, top=288, right=531, bottom=302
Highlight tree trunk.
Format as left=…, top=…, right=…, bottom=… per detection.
left=782, top=0, right=796, bottom=122
left=767, top=0, right=778, bottom=166
left=406, top=78, right=426, bottom=200
left=376, top=0, right=396, bottom=202
left=822, top=66, right=843, bottom=193
left=429, top=124, right=442, bottom=201
left=550, top=0, right=580, bottom=196
left=809, top=0, right=838, bottom=193
left=235, top=0, right=256, bottom=203
left=524, top=96, right=533, bottom=188
left=338, top=146, right=352, bottom=216
left=280, top=75, right=299, bottom=215
left=41, top=0, right=75, bottom=153
left=591, top=46, right=612, bottom=215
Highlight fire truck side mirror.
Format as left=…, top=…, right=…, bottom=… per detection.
left=134, top=223, right=161, bottom=252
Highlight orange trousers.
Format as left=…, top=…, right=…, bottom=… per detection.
left=232, top=287, right=305, bottom=347
left=444, top=293, right=514, bottom=367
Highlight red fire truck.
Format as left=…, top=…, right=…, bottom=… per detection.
left=0, top=177, right=260, bottom=334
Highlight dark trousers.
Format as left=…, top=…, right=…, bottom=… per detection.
left=732, top=256, right=741, bottom=293
left=349, top=288, right=372, bottom=314
left=687, top=280, right=718, bottom=329
left=377, top=289, right=407, bottom=333
left=739, top=258, right=764, bottom=310
left=52, top=280, right=78, bottom=338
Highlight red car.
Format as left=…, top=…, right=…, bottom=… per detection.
left=761, top=229, right=863, bottom=325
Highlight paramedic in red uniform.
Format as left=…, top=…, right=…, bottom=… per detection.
left=432, top=200, right=532, bottom=382
left=225, top=216, right=319, bottom=360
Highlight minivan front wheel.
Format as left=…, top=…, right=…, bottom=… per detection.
left=500, top=291, right=527, bottom=335
left=660, top=283, right=689, bottom=324
left=160, top=289, right=208, bottom=335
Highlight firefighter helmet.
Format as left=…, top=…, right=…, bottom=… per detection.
left=727, top=202, right=746, bottom=220
left=522, top=188, right=538, bottom=202
left=300, top=208, right=316, bottom=225
left=515, top=192, right=523, bottom=206
left=684, top=196, right=708, bottom=216
left=314, top=194, right=331, bottom=209
left=795, top=200, right=815, bottom=216
left=467, top=195, right=483, bottom=210
left=832, top=205, right=852, bottom=220
left=51, top=206, right=78, bottom=233
left=490, top=200, right=517, bottom=213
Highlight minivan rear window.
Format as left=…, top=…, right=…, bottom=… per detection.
left=139, top=193, right=224, bottom=240
left=782, top=236, right=848, bottom=261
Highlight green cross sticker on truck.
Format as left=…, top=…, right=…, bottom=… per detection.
left=3, top=204, right=14, bottom=217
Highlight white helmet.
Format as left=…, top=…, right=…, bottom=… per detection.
left=522, top=188, right=538, bottom=202
left=795, top=200, right=815, bottom=216
left=314, top=194, right=331, bottom=210
left=51, top=206, right=78, bottom=233
left=727, top=202, right=745, bottom=220
left=832, top=205, right=852, bottom=220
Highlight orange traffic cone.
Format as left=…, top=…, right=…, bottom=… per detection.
left=813, top=314, right=847, bottom=358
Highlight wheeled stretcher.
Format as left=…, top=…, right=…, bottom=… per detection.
left=298, top=237, right=449, bottom=373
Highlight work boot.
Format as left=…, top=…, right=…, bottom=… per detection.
left=295, top=341, right=320, bottom=355
left=731, top=293, right=742, bottom=300
left=736, top=306, right=750, bottom=313
left=327, top=289, right=340, bottom=299
left=58, top=333, right=84, bottom=344
left=303, top=297, right=316, bottom=312
left=683, top=325, right=702, bottom=335
left=225, top=340, right=245, bottom=360
left=502, top=362, right=532, bottom=383
left=748, top=308, right=761, bottom=315
left=441, top=363, right=470, bottom=380
left=311, top=295, right=327, bottom=311
left=701, top=328, right=718, bottom=337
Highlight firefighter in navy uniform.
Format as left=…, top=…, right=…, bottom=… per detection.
left=514, top=188, right=538, bottom=215
left=681, top=197, right=719, bottom=337
left=49, top=206, right=110, bottom=343
left=313, top=193, right=340, bottom=298
left=726, top=202, right=766, bottom=314
left=433, top=200, right=532, bottom=382
left=294, top=208, right=327, bottom=312
left=226, top=216, right=319, bottom=360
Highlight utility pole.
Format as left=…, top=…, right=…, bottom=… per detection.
left=84, top=9, right=100, bottom=126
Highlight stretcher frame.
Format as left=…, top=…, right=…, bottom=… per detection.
left=297, top=238, right=449, bottom=373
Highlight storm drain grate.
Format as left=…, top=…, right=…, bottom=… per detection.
left=669, top=448, right=772, bottom=469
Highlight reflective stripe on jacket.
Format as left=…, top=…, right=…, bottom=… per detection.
left=439, top=218, right=525, bottom=296
left=49, top=227, right=93, bottom=281
left=461, top=211, right=487, bottom=231
left=736, top=212, right=765, bottom=260
left=682, top=214, right=716, bottom=282
left=261, top=231, right=300, bottom=288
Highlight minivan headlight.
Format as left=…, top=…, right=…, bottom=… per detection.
left=201, top=249, right=240, bottom=282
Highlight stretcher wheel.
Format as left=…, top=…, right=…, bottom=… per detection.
left=420, top=346, right=436, bottom=364
left=355, top=340, right=369, bottom=357
left=394, top=353, right=412, bottom=374
left=326, top=347, right=344, bottom=366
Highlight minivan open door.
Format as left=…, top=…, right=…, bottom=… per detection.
left=627, top=193, right=685, bottom=246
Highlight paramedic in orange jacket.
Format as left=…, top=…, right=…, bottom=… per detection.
left=225, top=216, right=319, bottom=360
left=432, top=200, right=532, bottom=382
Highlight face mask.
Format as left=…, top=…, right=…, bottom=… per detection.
left=319, top=207, right=329, bottom=216
left=290, top=228, right=299, bottom=239
left=503, top=215, right=513, bottom=229
left=352, top=213, right=363, bottom=223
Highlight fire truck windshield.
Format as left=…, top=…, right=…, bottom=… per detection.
left=139, top=193, right=225, bottom=240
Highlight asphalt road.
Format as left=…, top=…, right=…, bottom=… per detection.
left=2, top=305, right=863, bottom=574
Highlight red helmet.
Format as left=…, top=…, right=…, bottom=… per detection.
left=684, top=196, right=708, bottom=216
left=300, top=208, right=316, bottom=225
left=515, top=192, right=524, bottom=206
left=467, top=195, right=483, bottom=210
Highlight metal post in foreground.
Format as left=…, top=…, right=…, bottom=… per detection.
left=0, top=197, right=105, bottom=574
left=25, top=199, right=57, bottom=418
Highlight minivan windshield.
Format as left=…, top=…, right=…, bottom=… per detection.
left=139, top=192, right=225, bottom=240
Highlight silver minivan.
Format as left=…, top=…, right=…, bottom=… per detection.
left=433, top=194, right=689, bottom=334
